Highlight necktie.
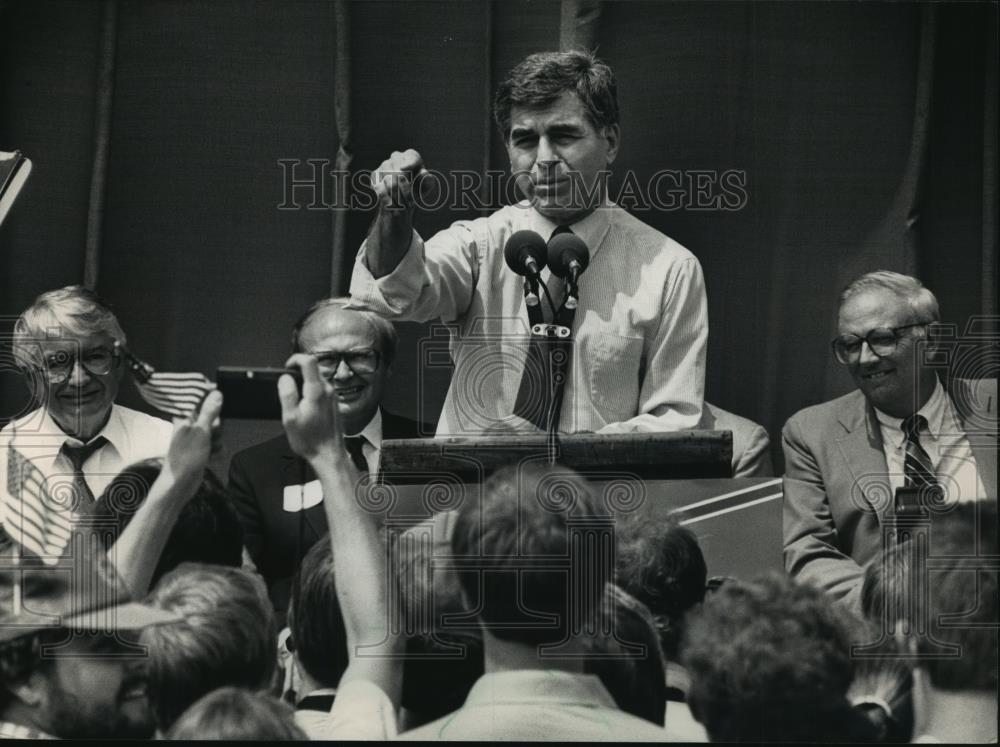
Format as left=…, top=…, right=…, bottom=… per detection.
left=60, top=436, right=109, bottom=506
left=344, top=435, right=369, bottom=473
left=512, top=226, right=576, bottom=431
left=901, top=414, right=939, bottom=490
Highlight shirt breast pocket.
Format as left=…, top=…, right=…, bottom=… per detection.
left=583, top=331, right=644, bottom=422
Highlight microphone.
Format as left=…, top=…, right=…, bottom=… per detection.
left=547, top=232, right=590, bottom=309
left=504, top=230, right=547, bottom=318
left=504, top=230, right=547, bottom=277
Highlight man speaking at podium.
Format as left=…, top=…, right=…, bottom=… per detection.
left=349, top=51, right=707, bottom=436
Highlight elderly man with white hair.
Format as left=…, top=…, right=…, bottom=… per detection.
left=782, top=271, right=997, bottom=614
left=1, top=285, right=172, bottom=537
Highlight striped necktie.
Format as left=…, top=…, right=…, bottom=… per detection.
left=60, top=436, right=109, bottom=506
left=901, top=414, right=938, bottom=490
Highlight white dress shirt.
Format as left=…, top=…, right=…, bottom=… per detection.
left=874, top=378, right=987, bottom=504
left=1, top=404, right=173, bottom=527
left=350, top=200, right=708, bottom=435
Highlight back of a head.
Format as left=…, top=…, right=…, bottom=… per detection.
left=140, top=563, right=276, bottom=731
left=95, top=460, right=244, bottom=587
left=493, top=50, right=619, bottom=139
left=287, top=535, right=348, bottom=689
left=615, top=513, right=707, bottom=660
left=396, top=524, right=484, bottom=726
left=166, top=687, right=306, bottom=741
left=584, top=583, right=667, bottom=726
left=917, top=501, right=998, bottom=692
left=682, top=573, right=857, bottom=742
left=451, top=464, right=609, bottom=648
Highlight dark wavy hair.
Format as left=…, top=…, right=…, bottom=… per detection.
left=682, top=573, right=859, bottom=742
left=584, top=583, right=667, bottom=726
left=287, top=536, right=348, bottom=689
left=615, top=513, right=706, bottom=660
left=451, top=464, right=610, bottom=647
left=493, top=51, right=619, bottom=140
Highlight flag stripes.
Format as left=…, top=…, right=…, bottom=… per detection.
left=116, top=343, right=215, bottom=418
left=4, top=444, right=74, bottom=562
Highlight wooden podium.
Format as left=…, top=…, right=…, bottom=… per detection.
left=371, top=432, right=782, bottom=580
left=380, top=430, right=733, bottom=483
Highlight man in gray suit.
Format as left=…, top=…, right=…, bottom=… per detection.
left=698, top=403, right=772, bottom=477
left=783, top=272, right=997, bottom=612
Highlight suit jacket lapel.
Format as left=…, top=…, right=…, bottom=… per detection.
left=835, top=392, right=893, bottom=521
left=947, top=378, right=998, bottom=500
left=281, top=448, right=326, bottom=542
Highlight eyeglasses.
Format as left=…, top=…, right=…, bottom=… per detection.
left=831, top=322, right=931, bottom=365
left=41, top=346, right=118, bottom=384
left=312, top=349, right=380, bottom=376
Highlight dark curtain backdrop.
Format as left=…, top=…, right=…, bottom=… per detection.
left=1, top=0, right=997, bottom=473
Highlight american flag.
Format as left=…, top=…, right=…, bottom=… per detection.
left=3, top=444, right=74, bottom=563
left=116, top=343, right=215, bottom=418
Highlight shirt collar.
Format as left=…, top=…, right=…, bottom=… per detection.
left=40, top=404, right=125, bottom=450
left=874, top=376, right=947, bottom=448
left=295, top=686, right=338, bottom=709
left=348, top=408, right=383, bottom=449
left=464, top=670, right=616, bottom=709
left=522, top=198, right=614, bottom=262
left=33, top=405, right=123, bottom=470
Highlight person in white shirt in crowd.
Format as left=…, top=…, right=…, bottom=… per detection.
left=397, top=463, right=674, bottom=741
left=1, top=285, right=172, bottom=540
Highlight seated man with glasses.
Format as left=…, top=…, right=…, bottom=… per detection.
left=227, top=298, right=428, bottom=622
left=1, top=286, right=173, bottom=545
left=782, top=271, right=997, bottom=614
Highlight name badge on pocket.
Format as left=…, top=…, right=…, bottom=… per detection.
left=283, top=480, right=323, bottom=512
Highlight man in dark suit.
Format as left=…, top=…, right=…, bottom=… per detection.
left=783, top=272, right=997, bottom=613
left=228, top=299, right=426, bottom=620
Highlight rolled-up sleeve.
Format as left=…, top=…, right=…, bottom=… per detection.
left=349, top=222, right=482, bottom=324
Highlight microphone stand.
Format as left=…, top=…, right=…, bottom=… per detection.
left=545, top=302, right=575, bottom=465
left=523, top=274, right=543, bottom=327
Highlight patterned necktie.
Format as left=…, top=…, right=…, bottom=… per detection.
left=901, top=414, right=938, bottom=489
left=60, top=436, right=109, bottom=505
left=344, top=435, right=369, bottom=473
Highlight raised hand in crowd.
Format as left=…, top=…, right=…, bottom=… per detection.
left=109, top=390, right=223, bottom=596
left=279, top=353, right=403, bottom=737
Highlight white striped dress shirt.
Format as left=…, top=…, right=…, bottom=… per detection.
left=349, top=200, right=707, bottom=435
